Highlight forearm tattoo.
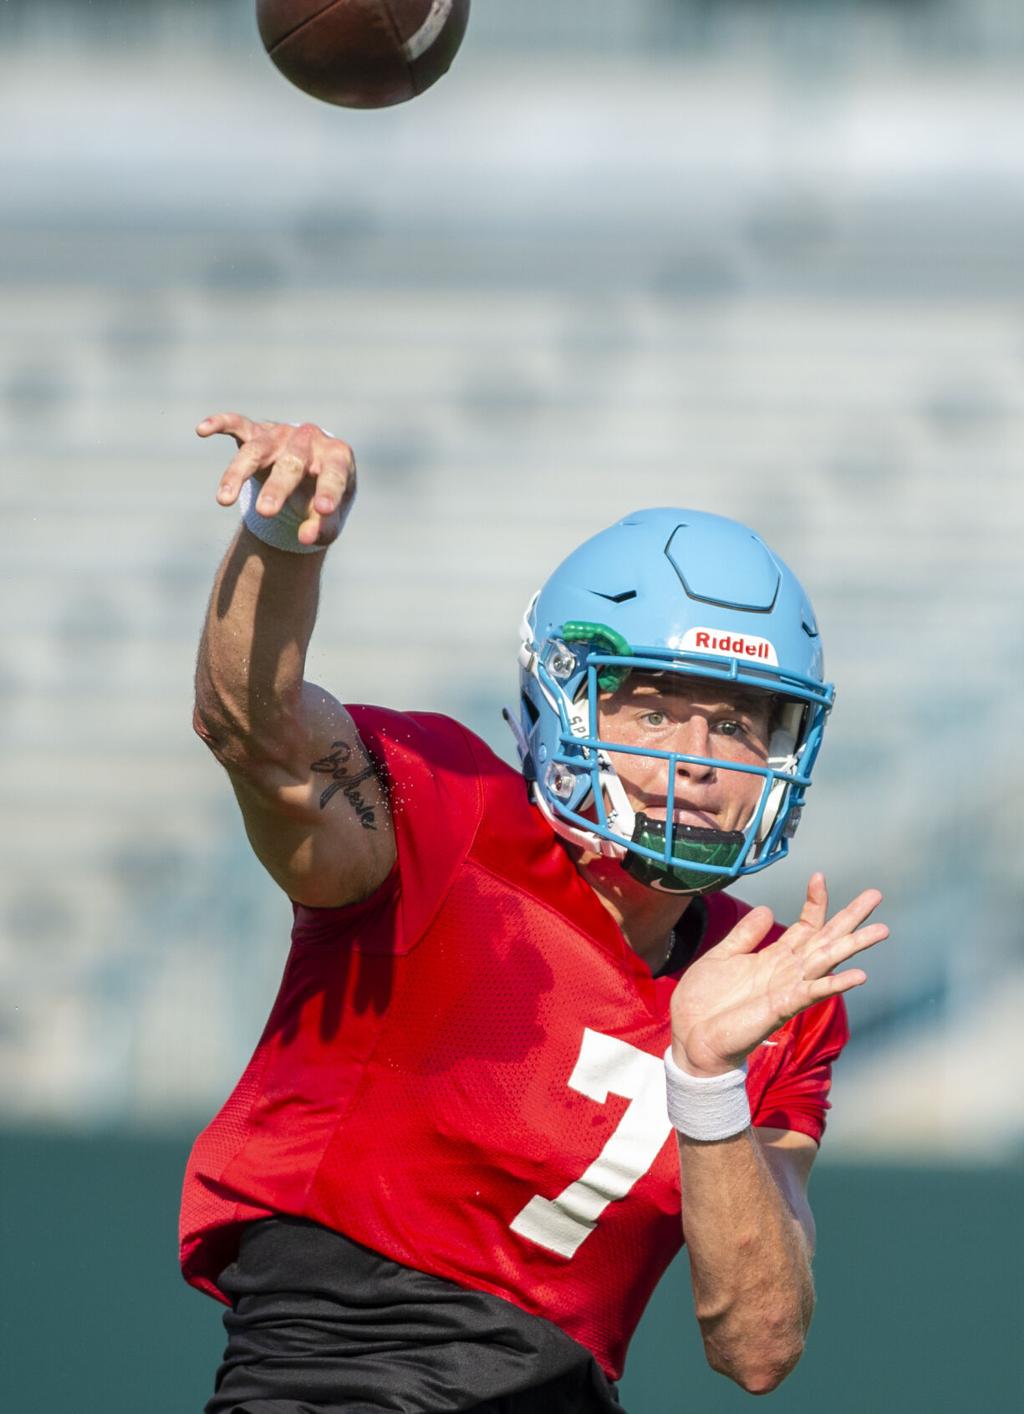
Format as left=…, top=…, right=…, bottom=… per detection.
left=310, top=741, right=382, bottom=830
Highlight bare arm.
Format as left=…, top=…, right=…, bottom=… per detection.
left=669, top=875, right=888, bottom=1393
left=193, top=413, right=396, bottom=908
left=676, top=1127, right=816, bottom=1394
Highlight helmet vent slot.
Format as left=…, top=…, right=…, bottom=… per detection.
left=589, top=589, right=637, bottom=604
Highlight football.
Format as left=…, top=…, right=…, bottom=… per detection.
left=256, top=0, right=471, bottom=109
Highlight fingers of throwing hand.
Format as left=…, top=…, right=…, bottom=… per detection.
left=296, top=507, right=325, bottom=546
left=257, top=451, right=309, bottom=515
left=312, top=444, right=355, bottom=516
left=217, top=439, right=269, bottom=505
left=197, top=411, right=255, bottom=446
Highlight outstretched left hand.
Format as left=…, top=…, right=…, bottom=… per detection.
left=669, top=873, right=888, bottom=1078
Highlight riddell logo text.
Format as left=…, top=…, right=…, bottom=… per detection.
left=695, top=631, right=770, bottom=659
left=678, top=628, right=779, bottom=665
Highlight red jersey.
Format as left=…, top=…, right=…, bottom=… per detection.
left=181, top=707, right=848, bottom=1381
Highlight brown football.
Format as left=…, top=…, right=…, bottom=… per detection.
left=256, top=0, right=471, bottom=109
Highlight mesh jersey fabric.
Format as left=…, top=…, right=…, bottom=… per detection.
left=181, top=706, right=849, bottom=1382
left=205, top=923, right=708, bottom=1414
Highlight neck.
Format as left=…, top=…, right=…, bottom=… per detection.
left=572, top=847, right=693, bottom=973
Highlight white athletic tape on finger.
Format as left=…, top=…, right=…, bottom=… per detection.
left=664, top=1048, right=750, bottom=1141
left=239, top=478, right=325, bottom=555
left=403, top=0, right=454, bottom=61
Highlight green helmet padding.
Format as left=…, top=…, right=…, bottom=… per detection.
left=560, top=621, right=633, bottom=691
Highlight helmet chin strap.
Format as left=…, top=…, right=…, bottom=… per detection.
left=531, top=786, right=625, bottom=859
left=750, top=702, right=803, bottom=856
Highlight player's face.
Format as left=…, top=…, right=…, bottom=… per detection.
left=597, top=676, right=774, bottom=834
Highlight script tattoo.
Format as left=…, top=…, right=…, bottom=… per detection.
left=310, top=741, right=379, bottom=830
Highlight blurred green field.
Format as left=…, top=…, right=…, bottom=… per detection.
left=2, top=1131, right=1019, bottom=1412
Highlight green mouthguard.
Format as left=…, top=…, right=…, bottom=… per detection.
left=624, top=814, right=745, bottom=894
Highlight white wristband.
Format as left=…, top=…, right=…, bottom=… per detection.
left=239, top=478, right=325, bottom=555
left=664, top=1047, right=751, bottom=1141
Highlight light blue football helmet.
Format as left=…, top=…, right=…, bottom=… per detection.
left=505, top=509, right=835, bottom=894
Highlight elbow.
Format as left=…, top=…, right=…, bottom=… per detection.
left=192, top=700, right=298, bottom=775
left=708, top=1344, right=804, bottom=1396
left=703, top=1314, right=806, bottom=1395
left=193, top=700, right=224, bottom=751
left=193, top=701, right=244, bottom=768
left=735, top=1348, right=803, bottom=1396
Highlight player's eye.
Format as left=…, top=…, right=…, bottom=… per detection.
left=715, top=716, right=769, bottom=756
left=716, top=719, right=743, bottom=737
left=640, top=710, right=668, bottom=728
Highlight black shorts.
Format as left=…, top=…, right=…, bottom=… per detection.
left=213, top=1364, right=605, bottom=1413
left=206, top=1219, right=626, bottom=1414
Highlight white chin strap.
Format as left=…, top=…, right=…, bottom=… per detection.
left=531, top=786, right=627, bottom=859
left=506, top=695, right=636, bottom=859
left=754, top=701, right=804, bottom=853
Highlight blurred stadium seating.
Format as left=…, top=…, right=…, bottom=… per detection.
left=1, top=0, right=1022, bottom=1162
left=2, top=6, right=1022, bottom=1414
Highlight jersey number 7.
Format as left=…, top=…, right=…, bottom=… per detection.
left=509, top=1029, right=675, bottom=1259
